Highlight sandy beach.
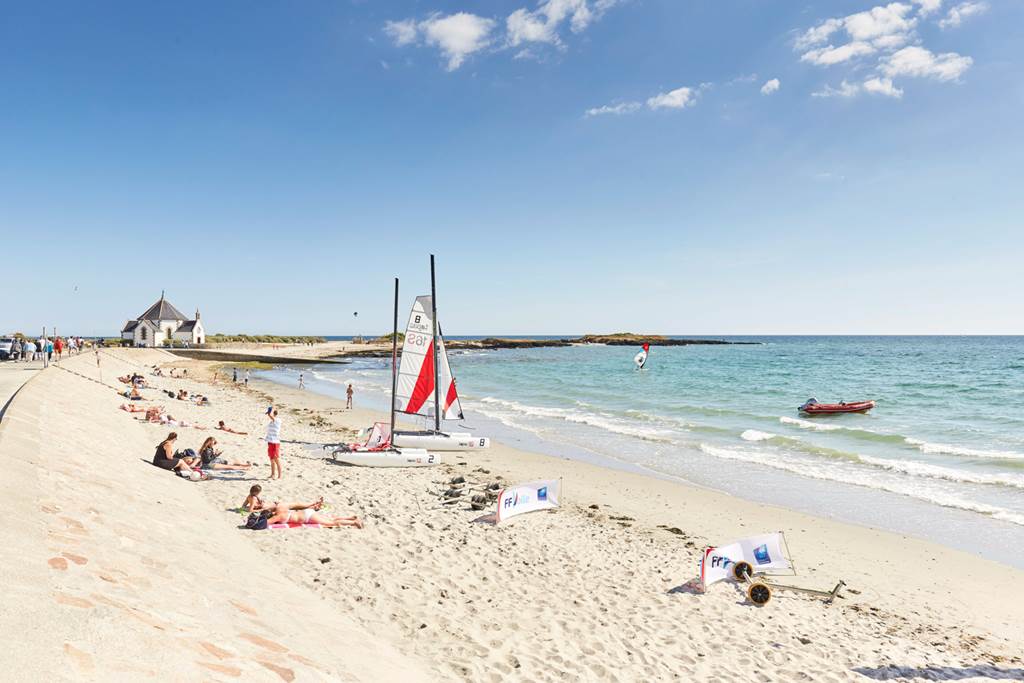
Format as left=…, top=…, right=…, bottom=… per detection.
left=2, top=348, right=1022, bottom=681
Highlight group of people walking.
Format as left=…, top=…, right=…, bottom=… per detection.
left=8, top=335, right=85, bottom=362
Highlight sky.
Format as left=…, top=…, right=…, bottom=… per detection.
left=1, top=0, right=1022, bottom=336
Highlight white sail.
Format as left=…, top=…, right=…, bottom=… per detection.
left=395, top=295, right=463, bottom=420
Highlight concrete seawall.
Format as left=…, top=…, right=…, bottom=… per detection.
left=0, top=351, right=425, bottom=681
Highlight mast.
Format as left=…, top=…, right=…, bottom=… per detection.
left=430, top=254, right=440, bottom=432
left=390, top=277, right=399, bottom=447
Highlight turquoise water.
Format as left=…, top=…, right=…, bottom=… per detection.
left=260, top=336, right=1024, bottom=567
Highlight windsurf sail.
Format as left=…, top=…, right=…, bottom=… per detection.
left=634, top=343, right=650, bottom=369
left=395, top=295, right=463, bottom=420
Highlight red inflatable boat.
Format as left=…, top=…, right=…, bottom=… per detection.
left=799, top=399, right=875, bottom=415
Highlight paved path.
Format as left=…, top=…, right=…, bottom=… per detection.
left=0, top=360, right=43, bottom=421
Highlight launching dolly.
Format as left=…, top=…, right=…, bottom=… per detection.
left=732, top=561, right=845, bottom=607
left=699, top=531, right=845, bottom=607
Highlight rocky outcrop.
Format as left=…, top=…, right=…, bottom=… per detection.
left=326, top=334, right=754, bottom=358
left=575, top=334, right=755, bottom=346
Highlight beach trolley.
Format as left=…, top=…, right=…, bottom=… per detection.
left=700, top=532, right=845, bottom=606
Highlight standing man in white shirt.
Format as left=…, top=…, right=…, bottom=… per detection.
left=265, top=406, right=282, bottom=479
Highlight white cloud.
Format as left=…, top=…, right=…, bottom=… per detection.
left=938, top=1, right=988, bottom=29
left=813, top=76, right=904, bottom=99
left=872, top=33, right=910, bottom=49
left=795, top=18, right=844, bottom=50
left=863, top=76, right=904, bottom=97
left=801, top=41, right=877, bottom=65
left=646, top=86, right=698, bottom=110
left=812, top=80, right=862, bottom=98
left=387, top=12, right=497, bottom=71
left=843, top=2, right=918, bottom=41
left=384, top=19, right=419, bottom=47
left=585, top=83, right=704, bottom=118
left=387, top=1, right=620, bottom=71
left=798, top=1, right=976, bottom=98
left=881, top=45, right=972, bottom=80
left=760, top=78, right=780, bottom=95
left=507, top=0, right=620, bottom=47
left=422, top=13, right=496, bottom=71
left=584, top=101, right=641, bottom=117
left=797, top=3, right=918, bottom=52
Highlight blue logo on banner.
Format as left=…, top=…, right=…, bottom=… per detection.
left=537, top=486, right=547, bottom=501
left=753, top=544, right=771, bottom=565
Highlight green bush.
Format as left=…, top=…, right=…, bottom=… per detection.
left=206, top=334, right=327, bottom=344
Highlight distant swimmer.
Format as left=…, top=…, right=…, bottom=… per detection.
left=634, top=343, right=650, bottom=370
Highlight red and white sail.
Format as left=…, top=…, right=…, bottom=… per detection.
left=395, top=295, right=463, bottom=420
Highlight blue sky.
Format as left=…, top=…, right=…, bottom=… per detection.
left=1, top=0, right=1021, bottom=336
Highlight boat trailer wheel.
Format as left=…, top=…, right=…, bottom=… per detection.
left=748, top=583, right=772, bottom=606
left=733, top=561, right=753, bottom=581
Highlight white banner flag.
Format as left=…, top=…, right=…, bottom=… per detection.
left=699, top=532, right=790, bottom=589
left=496, top=479, right=560, bottom=523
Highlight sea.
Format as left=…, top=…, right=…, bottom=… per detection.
left=257, top=336, right=1024, bottom=568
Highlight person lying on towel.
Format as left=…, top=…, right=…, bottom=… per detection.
left=264, top=498, right=363, bottom=529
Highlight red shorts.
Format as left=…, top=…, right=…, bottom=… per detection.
left=267, top=443, right=281, bottom=460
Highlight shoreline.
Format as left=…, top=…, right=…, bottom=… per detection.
left=5, top=349, right=1022, bottom=679
left=259, top=361, right=1024, bottom=570
left=236, top=360, right=1023, bottom=673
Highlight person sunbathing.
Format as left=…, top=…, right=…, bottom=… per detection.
left=191, top=395, right=210, bottom=406
left=264, top=499, right=362, bottom=528
left=152, top=432, right=206, bottom=477
left=198, top=436, right=251, bottom=470
left=120, top=403, right=147, bottom=413
left=142, top=412, right=206, bottom=430
left=176, top=389, right=189, bottom=400
left=217, top=420, right=248, bottom=435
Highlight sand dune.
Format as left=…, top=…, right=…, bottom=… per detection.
left=2, top=348, right=1021, bottom=681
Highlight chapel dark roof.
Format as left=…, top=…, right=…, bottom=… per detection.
left=177, top=321, right=198, bottom=332
left=137, top=293, right=187, bottom=322
left=121, top=320, right=140, bottom=333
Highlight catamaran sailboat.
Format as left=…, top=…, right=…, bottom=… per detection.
left=331, top=278, right=441, bottom=468
left=390, top=255, right=491, bottom=451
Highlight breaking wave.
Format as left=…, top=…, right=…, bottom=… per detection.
left=904, top=438, right=1024, bottom=461
left=697, top=444, right=1024, bottom=526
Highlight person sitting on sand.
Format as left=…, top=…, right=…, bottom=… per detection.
left=176, top=389, right=189, bottom=400
left=264, top=499, right=363, bottom=528
left=242, top=484, right=265, bottom=512
left=123, top=386, right=144, bottom=401
left=152, top=432, right=205, bottom=477
left=217, top=420, right=248, bottom=435
left=198, top=436, right=251, bottom=471
left=243, top=492, right=318, bottom=515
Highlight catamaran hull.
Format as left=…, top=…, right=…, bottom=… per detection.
left=332, top=448, right=441, bottom=468
left=392, top=431, right=490, bottom=451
